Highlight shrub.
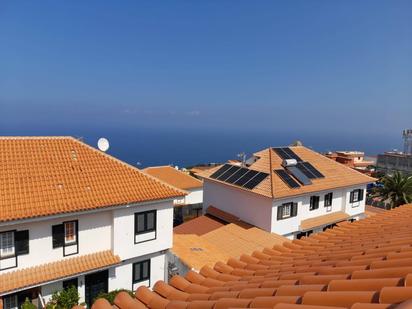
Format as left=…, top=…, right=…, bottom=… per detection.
left=46, top=285, right=80, bottom=309
left=21, top=298, right=36, bottom=309
left=94, top=289, right=134, bottom=305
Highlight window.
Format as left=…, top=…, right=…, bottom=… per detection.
left=309, top=196, right=320, bottom=211
left=64, top=221, right=77, bottom=244
left=277, top=203, right=297, bottom=220
left=324, top=193, right=333, bottom=207
left=133, top=259, right=150, bottom=284
left=350, top=189, right=364, bottom=203
left=4, top=294, right=17, bottom=309
left=135, top=210, right=156, bottom=235
left=15, top=230, right=29, bottom=255
left=0, top=231, right=15, bottom=258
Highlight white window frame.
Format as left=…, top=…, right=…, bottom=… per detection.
left=282, top=204, right=291, bottom=218
left=64, top=221, right=77, bottom=245
left=352, top=190, right=360, bottom=203
left=0, top=231, right=15, bottom=258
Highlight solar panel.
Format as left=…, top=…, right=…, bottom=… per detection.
left=225, top=167, right=250, bottom=184
left=210, top=164, right=232, bottom=179
left=233, top=170, right=259, bottom=186
left=216, top=165, right=240, bottom=181
left=273, top=147, right=291, bottom=160
left=275, top=169, right=301, bottom=188
left=242, top=172, right=269, bottom=189
left=302, top=162, right=324, bottom=178
left=273, top=147, right=303, bottom=162
left=296, top=162, right=317, bottom=179
left=286, top=166, right=312, bottom=185
left=282, top=147, right=303, bottom=162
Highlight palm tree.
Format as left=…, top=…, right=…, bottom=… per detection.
left=374, top=171, right=412, bottom=209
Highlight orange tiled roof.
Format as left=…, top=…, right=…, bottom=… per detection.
left=199, top=146, right=375, bottom=199
left=93, top=204, right=412, bottom=309
left=300, top=212, right=350, bottom=231
left=0, top=250, right=120, bottom=295
left=174, top=215, right=225, bottom=236
left=143, top=166, right=203, bottom=190
left=0, top=137, right=186, bottom=222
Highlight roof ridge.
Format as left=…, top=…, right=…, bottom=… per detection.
left=0, top=136, right=74, bottom=140
left=70, top=138, right=188, bottom=197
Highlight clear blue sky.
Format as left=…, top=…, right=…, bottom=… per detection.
left=1, top=1, right=411, bottom=138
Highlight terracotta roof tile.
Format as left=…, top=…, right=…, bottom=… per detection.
left=92, top=205, right=412, bottom=309
left=199, top=146, right=375, bottom=199
left=144, top=166, right=203, bottom=190
left=0, top=137, right=185, bottom=222
left=0, top=250, right=120, bottom=294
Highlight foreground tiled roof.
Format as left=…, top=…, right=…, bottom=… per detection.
left=0, top=250, right=120, bottom=295
left=172, top=209, right=288, bottom=270
left=0, top=137, right=185, bottom=222
left=200, top=147, right=375, bottom=199
left=94, top=205, right=412, bottom=309
left=365, top=205, right=386, bottom=217
left=144, top=166, right=203, bottom=190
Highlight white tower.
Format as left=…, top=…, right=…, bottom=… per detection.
left=402, top=129, right=412, bottom=155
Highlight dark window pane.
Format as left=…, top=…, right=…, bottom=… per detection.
left=137, top=214, right=145, bottom=232
left=147, top=212, right=155, bottom=230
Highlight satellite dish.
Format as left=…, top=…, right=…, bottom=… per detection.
left=97, top=138, right=110, bottom=152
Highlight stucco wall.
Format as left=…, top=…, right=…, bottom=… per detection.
left=203, top=180, right=273, bottom=231
left=185, top=188, right=203, bottom=205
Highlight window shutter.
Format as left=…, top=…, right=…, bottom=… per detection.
left=277, top=206, right=283, bottom=220
left=359, top=189, right=364, bottom=201
left=292, top=203, right=298, bottom=217
left=349, top=191, right=354, bottom=203
left=52, top=224, right=64, bottom=248
left=15, top=230, right=29, bottom=255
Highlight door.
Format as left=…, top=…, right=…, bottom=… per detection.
left=85, top=270, right=108, bottom=307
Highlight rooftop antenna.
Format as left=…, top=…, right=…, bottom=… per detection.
left=237, top=152, right=246, bottom=167
left=97, top=137, right=110, bottom=152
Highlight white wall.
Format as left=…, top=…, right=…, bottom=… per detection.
left=271, top=186, right=367, bottom=236
left=185, top=188, right=203, bottom=205
left=112, top=201, right=174, bottom=260
left=109, top=252, right=166, bottom=291
left=203, top=180, right=273, bottom=231
left=0, top=211, right=112, bottom=274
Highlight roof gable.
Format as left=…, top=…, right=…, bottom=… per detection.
left=0, top=136, right=185, bottom=222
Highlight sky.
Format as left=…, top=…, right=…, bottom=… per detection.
left=0, top=1, right=411, bottom=156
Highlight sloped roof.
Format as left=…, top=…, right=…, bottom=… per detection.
left=94, top=204, right=412, bottom=309
left=143, top=166, right=203, bottom=190
left=300, top=211, right=349, bottom=231
left=0, top=250, right=120, bottom=295
left=0, top=137, right=185, bottom=222
left=199, top=146, right=375, bottom=199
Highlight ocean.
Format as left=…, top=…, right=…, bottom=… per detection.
left=2, top=124, right=401, bottom=168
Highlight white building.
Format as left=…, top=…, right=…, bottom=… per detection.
left=143, top=166, right=203, bottom=226
left=0, top=137, right=185, bottom=309
left=200, top=146, right=375, bottom=239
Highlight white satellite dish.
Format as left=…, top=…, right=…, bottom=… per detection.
left=97, top=138, right=110, bottom=152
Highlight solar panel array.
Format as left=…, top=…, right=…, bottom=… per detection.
left=273, top=147, right=325, bottom=188
left=210, top=164, right=269, bottom=190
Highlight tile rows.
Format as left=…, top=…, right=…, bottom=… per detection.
left=92, top=205, right=412, bottom=309
left=0, top=251, right=120, bottom=294
left=0, top=137, right=185, bottom=222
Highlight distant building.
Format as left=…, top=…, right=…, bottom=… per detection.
left=325, top=151, right=375, bottom=171
left=0, top=137, right=185, bottom=308
left=199, top=146, right=375, bottom=239
left=376, top=152, right=412, bottom=175
left=143, top=166, right=203, bottom=226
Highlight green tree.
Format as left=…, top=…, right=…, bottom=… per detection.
left=46, top=285, right=80, bottom=309
left=21, top=298, right=36, bottom=309
left=374, top=171, right=412, bottom=209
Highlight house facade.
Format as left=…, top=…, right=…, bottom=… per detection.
left=201, top=146, right=375, bottom=239
left=0, top=137, right=185, bottom=309
left=143, top=166, right=203, bottom=226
